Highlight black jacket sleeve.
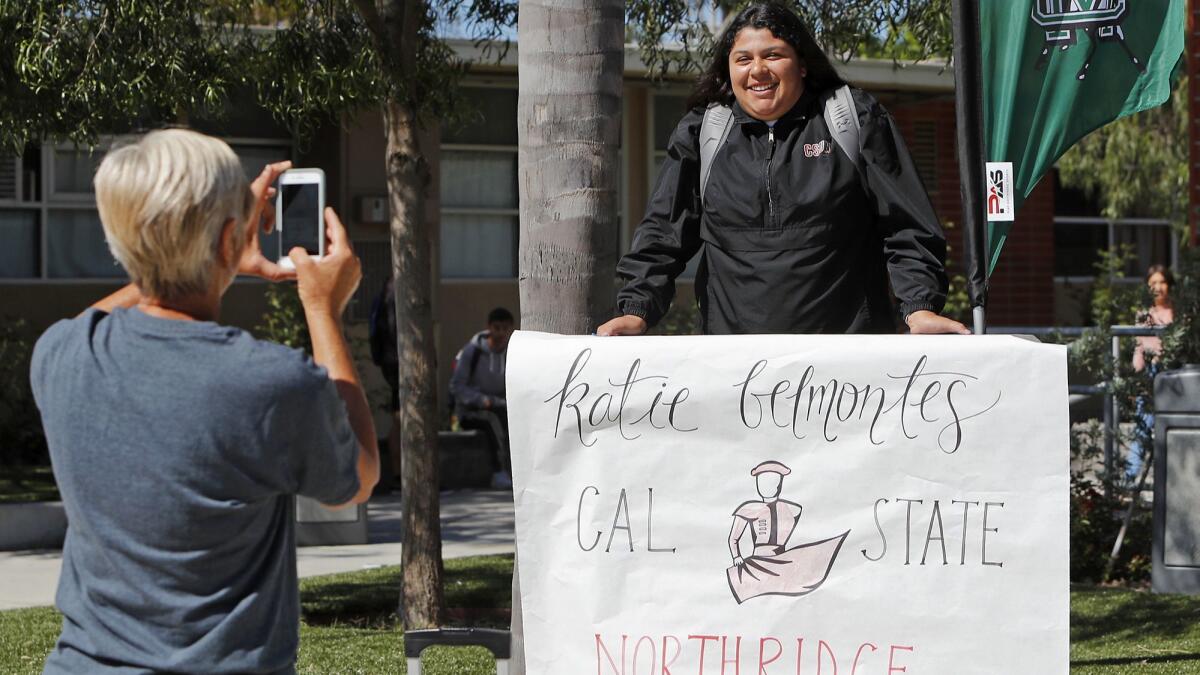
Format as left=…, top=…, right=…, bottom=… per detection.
left=615, top=108, right=706, bottom=327
left=855, top=90, right=949, bottom=318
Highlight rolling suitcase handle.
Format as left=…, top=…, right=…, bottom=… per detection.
left=405, top=627, right=511, bottom=675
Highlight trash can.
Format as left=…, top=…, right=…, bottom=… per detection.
left=1152, top=365, right=1200, bottom=594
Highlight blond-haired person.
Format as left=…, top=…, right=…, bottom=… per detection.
left=31, top=129, right=378, bottom=674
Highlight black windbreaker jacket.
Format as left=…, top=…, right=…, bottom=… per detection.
left=615, top=87, right=948, bottom=335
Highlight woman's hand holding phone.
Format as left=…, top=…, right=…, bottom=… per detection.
left=289, top=207, right=362, bottom=320
left=238, top=161, right=297, bottom=282
left=290, top=206, right=380, bottom=508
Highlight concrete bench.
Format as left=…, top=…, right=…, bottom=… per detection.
left=295, top=497, right=368, bottom=546
left=438, top=430, right=493, bottom=490
left=0, top=501, right=67, bottom=551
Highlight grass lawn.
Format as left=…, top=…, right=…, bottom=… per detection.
left=0, top=555, right=511, bottom=675
left=4, top=556, right=1200, bottom=673
left=1071, top=584, right=1200, bottom=674
left=0, top=466, right=59, bottom=504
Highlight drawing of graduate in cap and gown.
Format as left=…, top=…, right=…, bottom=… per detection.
left=726, top=460, right=849, bottom=604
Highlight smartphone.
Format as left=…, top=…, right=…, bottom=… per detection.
left=276, top=168, right=325, bottom=269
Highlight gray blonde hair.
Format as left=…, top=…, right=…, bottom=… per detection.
left=94, top=129, right=253, bottom=301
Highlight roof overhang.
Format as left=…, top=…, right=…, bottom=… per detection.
left=446, top=39, right=954, bottom=93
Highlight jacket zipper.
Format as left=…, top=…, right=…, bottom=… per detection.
left=766, top=126, right=776, bottom=229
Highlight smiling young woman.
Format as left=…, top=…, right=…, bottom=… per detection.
left=598, top=1, right=969, bottom=338
left=727, top=27, right=807, bottom=122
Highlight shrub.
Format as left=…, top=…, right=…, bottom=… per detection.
left=1069, top=422, right=1152, bottom=583
left=1066, top=248, right=1148, bottom=583
left=255, top=283, right=312, bottom=352
left=0, top=319, right=47, bottom=468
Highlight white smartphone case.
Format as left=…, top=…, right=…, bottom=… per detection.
left=276, top=168, right=326, bottom=269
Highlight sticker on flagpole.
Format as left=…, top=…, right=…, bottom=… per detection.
left=985, top=162, right=1015, bottom=222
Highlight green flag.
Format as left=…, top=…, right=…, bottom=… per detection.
left=981, top=0, right=1184, bottom=274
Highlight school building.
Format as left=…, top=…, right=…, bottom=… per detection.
left=0, top=40, right=1179, bottom=420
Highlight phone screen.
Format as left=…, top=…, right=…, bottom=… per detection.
left=280, top=183, right=320, bottom=256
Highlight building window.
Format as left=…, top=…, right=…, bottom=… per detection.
left=0, top=140, right=291, bottom=281
left=441, top=86, right=519, bottom=279
left=0, top=210, right=38, bottom=278
left=229, top=143, right=293, bottom=260
left=652, top=93, right=688, bottom=177
left=49, top=147, right=104, bottom=200
left=1053, top=217, right=1177, bottom=280
left=651, top=92, right=701, bottom=279
left=46, top=207, right=122, bottom=278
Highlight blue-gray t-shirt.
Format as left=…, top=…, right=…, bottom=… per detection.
left=30, top=307, right=360, bottom=674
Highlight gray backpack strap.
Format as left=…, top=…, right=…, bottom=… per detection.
left=699, top=103, right=734, bottom=205
left=700, top=89, right=856, bottom=204
left=823, top=84, right=859, bottom=165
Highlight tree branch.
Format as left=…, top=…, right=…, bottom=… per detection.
left=351, top=0, right=386, bottom=49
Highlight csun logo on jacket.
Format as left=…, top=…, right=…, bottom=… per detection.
left=803, top=140, right=833, bottom=158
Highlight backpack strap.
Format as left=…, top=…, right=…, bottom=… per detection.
left=699, top=102, right=735, bottom=206
left=699, top=86, right=859, bottom=205
left=468, top=343, right=484, bottom=380
left=822, top=85, right=859, bottom=165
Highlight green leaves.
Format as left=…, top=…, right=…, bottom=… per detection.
left=252, top=5, right=385, bottom=142
left=0, top=319, right=46, bottom=466
left=0, top=0, right=257, bottom=150
left=256, top=283, right=312, bottom=352
left=626, top=0, right=953, bottom=80
left=1156, top=247, right=1200, bottom=374
left=0, top=0, right=956, bottom=151
left=1058, top=75, right=1188, bottom=232
left=0, top=0, right=494, bottom=150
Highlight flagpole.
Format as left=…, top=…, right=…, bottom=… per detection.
left=951, top=0, right=988, bottom=335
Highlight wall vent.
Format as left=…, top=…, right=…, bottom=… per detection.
left=0, top=154, right=19, bottom=201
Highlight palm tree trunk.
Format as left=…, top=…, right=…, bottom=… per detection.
left=517, top=0, right=623, bottom=333
left=513, top=1, right=624, bottom=670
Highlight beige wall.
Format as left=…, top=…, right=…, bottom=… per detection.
left=438, top=281, right=520, bottom=412
left=339, top=110, right=390, bottom=240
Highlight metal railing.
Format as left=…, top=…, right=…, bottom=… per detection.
left=988, top=324, right=1167, bottom=494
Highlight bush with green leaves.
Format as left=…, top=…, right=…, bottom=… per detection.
left=1069, top=245, right=1150, bottom=458
left=0, top=320, right=47, bottom=468
left=255, top=284, right=312, bottom=353
left=1154, top=246, right=1200, bottom=371
left=1061, top=244, right=1200, bottom=583
left=1069, top=421, right=1152, bottom=583
left=651, top=296, right=702, bottom=336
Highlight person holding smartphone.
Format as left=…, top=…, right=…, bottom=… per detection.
left=30, top=129, right=378, bottom=674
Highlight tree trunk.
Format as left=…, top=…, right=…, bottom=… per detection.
left=371, top=0, right=444, bottom=631
left=384, top=97, right=444, bottom=630
left=513, top=1, right=624, bottom=670
left=517, top=0, right=623, bottom=334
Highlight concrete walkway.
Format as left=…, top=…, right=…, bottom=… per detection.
left=0, top=490, right=514, bottom=611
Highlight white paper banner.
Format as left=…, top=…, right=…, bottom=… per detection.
left=507, top=332, right=1069, bottom=674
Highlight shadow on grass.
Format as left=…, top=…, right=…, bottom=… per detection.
left=1071, top=584, right=1200, bottom=646
left=299, top=554, right=514, bottom=629
left=1071, top=653, right=1200, bottom=667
